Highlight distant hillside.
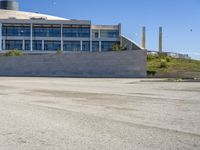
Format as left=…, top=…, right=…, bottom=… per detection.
left=147, top=54, right=200, bottom=78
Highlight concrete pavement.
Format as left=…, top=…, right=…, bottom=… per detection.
left=0, top=77, right=200, bottom=150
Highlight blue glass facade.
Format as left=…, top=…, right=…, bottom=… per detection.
left=92, top=30, right=99, bottom=38
left=5, top=40, right=23, bottom=50
left=2, top=24, right=30, bottom=37
left=63, top=25, right=90, bottom=38
left=63, top=41, right=80, bottom=51
left=1, top=23, right=120, bottom=52
left=82, top=41, right=90, bottom=51
left=33, top=25, right=61, bottom=37
left=93, top=30, right=119, bottom=38
left=25, top=40, right=30, bottom=50
left=101, top=41, right=119, bottom=52
left=92, top=41, right=99, bottom=52
left=25, top=40, right=42, bottom=51
left=100, top=30, right=119, bottom=38
left=33, top=40, right=42, bottom=50
left=44, top=41, right=60, bottom=51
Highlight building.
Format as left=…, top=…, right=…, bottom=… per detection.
left=0, top=0, right=147, bottom=78
left=0, top=0, right=142, bottom=52
left=148, top=50, right=191, bottom=59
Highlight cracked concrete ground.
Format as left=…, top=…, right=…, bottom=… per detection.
left=0, top=77, right=200, bottom=150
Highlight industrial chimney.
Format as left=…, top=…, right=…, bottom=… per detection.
left=0, top=0, right=19, bottom=11
left=159, top=27, right=163, bottom=53
left=142, top=26, right=146, bottom=49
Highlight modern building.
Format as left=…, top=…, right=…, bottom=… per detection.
left=0, top=0, right=143, bottom=52
left=0, top=0, right=147, bottom=78
left=148, top=50, right=191, bottom=59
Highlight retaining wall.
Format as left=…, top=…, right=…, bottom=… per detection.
left=0, top=50, right=147, bottom=77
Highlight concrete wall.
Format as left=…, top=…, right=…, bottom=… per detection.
left=0, top=50, right=147, bottom=77
left=120, top=35, right=143, bottom=50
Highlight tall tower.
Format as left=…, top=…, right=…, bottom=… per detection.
left=142, top=26, right=146, bottom=49
left=159, top=27, right=163, bottom=53
left=0, top=0, right=19, bottom=11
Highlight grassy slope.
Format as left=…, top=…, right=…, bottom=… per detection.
left=147, top=55, right=200, bottom=78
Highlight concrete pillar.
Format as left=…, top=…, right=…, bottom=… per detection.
left=159, top=27, right=162, bottom=53
left=99, top=41, right=101, bottom=52
left=0, top=23, right=2, bottom=51
left=90, top=25, right=92, bottom=52
left=61, top=24, right=63, bottom=51
left=98, top=29, right=101, bottom=38
left=118, top=23, right=122, bottom=46
left=142, top=26, right=146, bottom=49
left=30, top=23, right=33, bottom=51
left=22, top=39, right=25, bottom=50
left=98, top=29, right=101, bottom=52
left=42, top=40, right=44, bottom=51
left=3, top=39, right=5, bottom=50
left=80, top=40, right=83, bottom=51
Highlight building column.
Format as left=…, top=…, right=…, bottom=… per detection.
left=0, top=23, right=2, bottom=51
left=61, top=24, right=63, bottom=51
left=80, top=40, right=83, bottom=51
left=98, top=29, right=101, bottom=52
left=118, top=24, right=122, bottom=46
left=98, top=29, right=101, bottom=38
left=99, top=41, right=101, bottom=52
left=3, top=39, right=5, bottom=50
left=30, top=23, right=33, bottom=51
left=22, top=39, right=25, bottom=50
left=42, top=40, right=44, bottom=51
left=90, top=26, right=92, bottom=52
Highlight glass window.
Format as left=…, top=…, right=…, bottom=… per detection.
left=63, top=41, right=80, bottom=51
left=2, top=24, right=30, bottom=37
left=63, top=25, right=90, bottom=38
left=92, top=30, right=99, bottom=38
left=33, top=25, right=61, bottom=37
left=25, top=40, right=30, bottom=51
left=44, top=41, right=60, bottom=51
left=82, top=41, right=90, bottom=51
left=100, top=30, right=119, bottom=38
left=101, top=41, right=119, bottom=52
left=33, top=40, right=42, bottom=50
left=25, top=40, right=42, bottom=50
left=5, top=40, right=23, bottom=50
left=92, top=41, right=99, bottom=52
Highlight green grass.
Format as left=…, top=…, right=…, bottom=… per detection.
left=147, top=54, right=200, bottom=78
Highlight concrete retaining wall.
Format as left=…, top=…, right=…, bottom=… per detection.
left=0, top=50, right=147, bottom=77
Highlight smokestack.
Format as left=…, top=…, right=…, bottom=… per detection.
left=142, top=26, right=146, bottom=49
left=0, top=0, right=19, bottom=11
left=159, top=27, right=163, bottom=53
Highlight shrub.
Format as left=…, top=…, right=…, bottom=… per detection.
left=158, top=53, right=167, bottom=58
left=5, top=49, right=24, bottom=56
left=159, top=59, right=167, bottom=68
left=166, top=57, right=171, bottom=62
left=165, top=56, right=173, bottom=62
left=147, top=54, right=157, bottom=61
left=56, top=49, right=62, bottom=54
left=147, top=70, right=157, bottom=76
left=112, top=44, right=127, bottom=51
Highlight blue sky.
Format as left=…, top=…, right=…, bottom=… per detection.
left=18, top=0, right=200, bottom=59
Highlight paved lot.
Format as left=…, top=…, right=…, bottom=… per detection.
left=0, top=77, right=200, bottom=150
